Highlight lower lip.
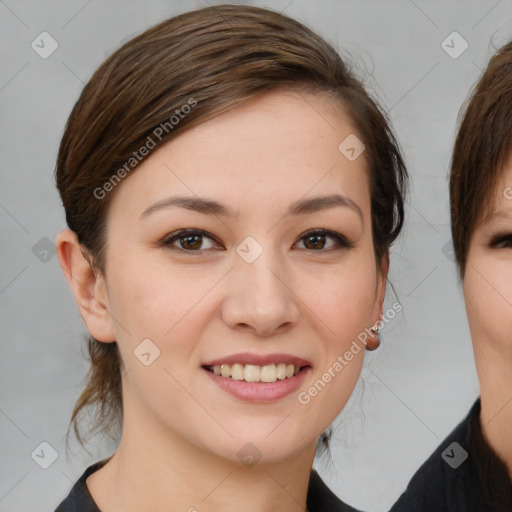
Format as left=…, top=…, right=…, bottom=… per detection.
left=202, top=366, right=311, bottom=403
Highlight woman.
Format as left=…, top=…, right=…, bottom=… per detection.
left=390, top=42, right=512, bottom=511
left=53, top=4, right=407, bottom=511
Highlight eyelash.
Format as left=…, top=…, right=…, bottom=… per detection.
left=490, top=234, right=512, bottom=249
left=159, top=228, right=354, bottom=253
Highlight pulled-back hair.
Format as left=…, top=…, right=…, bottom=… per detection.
left=55, top=4, right=407, bottom=450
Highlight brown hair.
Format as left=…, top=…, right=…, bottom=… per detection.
left=55, top=4, right=407, bottom=451
left=450, top=41, right=512, bottom=278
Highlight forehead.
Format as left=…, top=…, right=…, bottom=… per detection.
left=108, top=89, right=371, bottom=218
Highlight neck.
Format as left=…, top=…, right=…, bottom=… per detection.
left=86, top=389, right=317, bottom=512
left=474, top=341, right=512, bottom=480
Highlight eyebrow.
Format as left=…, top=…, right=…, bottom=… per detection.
left=139, top=194, right=363, bottom=222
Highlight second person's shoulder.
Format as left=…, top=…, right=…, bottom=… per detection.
left=388, top=400, right=479, bottom=512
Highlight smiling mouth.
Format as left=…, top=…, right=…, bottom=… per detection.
left=203, top=363, right=310, bottom=383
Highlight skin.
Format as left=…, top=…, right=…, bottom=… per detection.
left=463, top=156, right=512, bottom=479
left=56, top=89, right=387, bottom=512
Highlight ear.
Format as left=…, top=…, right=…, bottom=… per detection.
left=366, top=252, right=390, bottom=351
left=56, top=229, right=116, bottom=343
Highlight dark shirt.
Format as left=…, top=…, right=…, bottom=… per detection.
left=390, top=398, right=512, bottom=512
left=54, top=458, right=361, bottom=512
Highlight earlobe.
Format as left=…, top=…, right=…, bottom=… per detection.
left=56, top=229, right=116, bottom=343
left=367, top=253, right=390, bottom=351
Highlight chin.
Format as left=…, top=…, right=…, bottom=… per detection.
left=202, top=432, right=314, bottom=467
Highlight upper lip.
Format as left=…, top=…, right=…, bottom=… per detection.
left=202, top=352, right=312, bottom=367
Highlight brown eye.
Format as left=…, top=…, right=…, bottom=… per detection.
left=295, top=230, right=353, bottom=251
left=180, top=234, right=203, bottom=250
left=161, top=229, right=222, bottom=252
left=303, top=233, right=328, bottom=250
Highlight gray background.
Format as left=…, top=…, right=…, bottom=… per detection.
left=1, top=0, right=511, bottom=510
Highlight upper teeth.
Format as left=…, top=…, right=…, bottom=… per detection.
left=210, top=363, right=300, bottom=382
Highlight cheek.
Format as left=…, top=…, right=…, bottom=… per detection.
left=464, top=258, right=512, bottom=347
left=107, top=256, right=209, bottom=336
left=106, top=260, right=210, bottom=425
left=105, top=253, right=241, bottom=384
left=293, top=257, right=376, bottom=409
left=302, top=257, right=378, bottom=341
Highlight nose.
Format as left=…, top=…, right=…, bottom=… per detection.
left=221, top=248, right=300, bottom=337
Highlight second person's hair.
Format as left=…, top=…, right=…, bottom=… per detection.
left=450, top=41, right=512, bottom=277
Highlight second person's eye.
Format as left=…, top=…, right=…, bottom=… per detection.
left=490, top=233, right=512, bottom=249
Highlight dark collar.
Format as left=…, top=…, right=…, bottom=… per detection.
left=467, top=398, right=512, bottom=506
left=389, top=398, right=512, bottom=512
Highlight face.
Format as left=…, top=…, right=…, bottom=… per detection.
left=91, top=89, right=386, bottom=464
left=464, top=157, right=512, bottom=368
